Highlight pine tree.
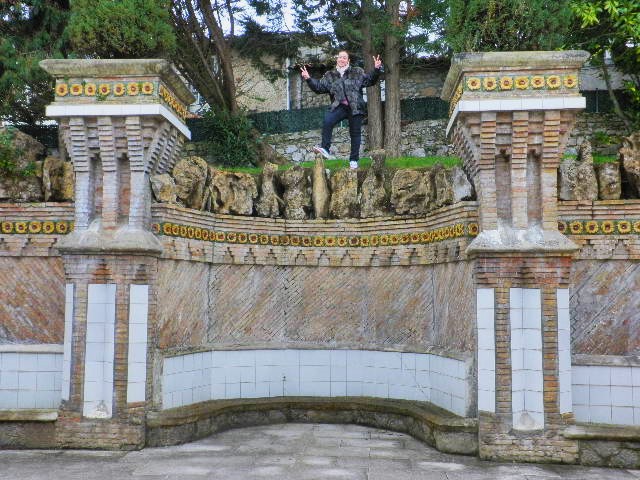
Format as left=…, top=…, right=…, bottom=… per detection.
left=446, top=0, right=572, bottom=52
left=0, top=1, right=71, bottom=125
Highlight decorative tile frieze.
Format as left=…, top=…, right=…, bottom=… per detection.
left=153, top=221, right=478, bottom=247
left=558, top=219, right=640, bottom=236
left=55, top=80, right=156, bottom=98
left=53, top=80, right=189, bottom=122
left=463, top=74, right=578, bottom=93
left=0, top=220, right=73, bottom=235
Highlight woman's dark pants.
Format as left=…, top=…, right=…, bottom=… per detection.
left=321, top=104, right=363, bottom=162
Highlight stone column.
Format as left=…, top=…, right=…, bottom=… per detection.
left=442, top=51, right=587, bottom=463
left=40, top=59, right=194, bottom=448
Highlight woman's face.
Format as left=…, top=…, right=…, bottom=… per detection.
left=336, top=51, right=350, bottom=68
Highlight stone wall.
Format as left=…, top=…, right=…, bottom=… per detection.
left=568, top=113, right=627, bottom=155
left=256, top=112, right=622, bottom=164
left=295, top=65, right=449, bottom=110
left=558, top=200, right=640, bottom=356
left=264, top=118, right=453, bottom=163
left=0, top=197, right=639, bottom=457
left=152, top=202, right=479, bottom=355
left=156, top=262, right=476, bottom=355
left=0, top=203, right=73, bottom=344
left=0, top=258, right=65, bottom=344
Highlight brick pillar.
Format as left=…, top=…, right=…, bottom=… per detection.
left=442, top=51, right=588, bottom=463
left=40, top=59, right=194, bottom=449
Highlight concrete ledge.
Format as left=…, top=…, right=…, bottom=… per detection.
left=146, top=397, right=478, bottom=455
left=565, top=424, right=640, bottom=469
left=564, top=423, right=640, bottom=441
left=0, top=409, right=58, bottom=422
left=572, top=354, right=640, bottom=367
left=0, top=344, right=63, bottom=353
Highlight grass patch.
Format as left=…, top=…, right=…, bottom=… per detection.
left=593, top=155, right=617, bottom=164
left=217, top=155, right=462, bottom=174
left=562, top=153, right=617, bottom=164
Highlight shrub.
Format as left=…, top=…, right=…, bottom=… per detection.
left=199, top=109, right=260, bottom=168
left=0, top=128, right=35, bottom=179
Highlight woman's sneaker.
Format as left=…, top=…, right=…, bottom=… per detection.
left=313, top=146, right=334, bottom=159
left=349, top=161, right=358, bottom=170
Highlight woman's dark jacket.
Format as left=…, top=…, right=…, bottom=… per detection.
left=306, top=66, right=381, bottom=115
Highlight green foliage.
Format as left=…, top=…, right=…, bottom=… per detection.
left=0, top=128, right=35, bottom=179
left=66, top=0, right=175, bottom=58
left=446, top=0, right=572, bottom=52
left=592, top=131, right=621, bottom=146
left=200, top=109, right=260, bottom=168
left=570, top=0, right=640, bottom=129
left=0, top=1, right=71, bottom=125
left=291, top=0, right=446, bottom=62
left=222, top=155, right=462, bottom=174
left=593, top=155, right=618, bottom=164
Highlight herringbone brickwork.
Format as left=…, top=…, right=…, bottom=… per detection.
left=154, top=261, right=476, bottom=353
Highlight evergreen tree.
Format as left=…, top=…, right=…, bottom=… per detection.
left=293, top=0, right=445, bottom=156
left=446, top=0, right=572, bottom=52
left=66, top=0, right=176, bottom=59
left=0, top=0, right=71, bottom=125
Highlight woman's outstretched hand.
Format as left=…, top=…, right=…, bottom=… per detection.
left=300, top=65, right=310, bottom=80
left=373, top=55, right=382, bottom=69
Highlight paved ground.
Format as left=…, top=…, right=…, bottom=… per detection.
left=1, top=423, right=639, bottom=480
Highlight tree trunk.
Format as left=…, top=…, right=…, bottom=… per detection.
left=383, top=0, right=402, bottom=158
left=170, top=0, right=284, bottom=165
left=362, top=0, right=384, bottom=151
left=601, top=57, right=632, bottom=134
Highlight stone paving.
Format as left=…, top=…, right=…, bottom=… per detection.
left=1, top=423, right=639, bottom=480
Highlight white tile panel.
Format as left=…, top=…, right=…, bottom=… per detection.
left=477, top=289, right=495, bottom=414
left=458, top=100, right=481, bottom=112
left=478, top=389, right=495, bottom=413
left=18, top=354, right=38, bottom=372
left=478, top=350, right=495, bottom=370
left=330, top=382, right=347, bottom=397
left=499, top=99, right=523, bottom=110
left=330, top=364, right=347, bottom=382
left=510, top=288, right=523, bottom=309
left=572, top=364, right=638, bottom=425
left=83, top=284, right=116, bottom=418
left=1, top=353, right=19, bottom=371
left=572, top=366, right=590, bottom=385
left=612, top=406, right=634, bottom=425
left=556, top=288, right=570, bottom=311
left=511, top=288, right=544, bottom=430
left=62, top=283, right=74, bottom=401
left=611, top=367, right=632, bottom=386
left=521, top=98, right=544, bottom=110
left=160, top=349, right=469, bottom=417
left=590, top=385, right=611, bottom=406
left=300, top=349, right=330, bottom=366
left=541, top=97, right=564, bottom=109
left=589, top=366, right=611, bottom=386
left=564, top=97, right=587, bottom=109
left=0, top=371, right=19, bottom=389
left=330, top=350, right=347, bottom=366
left=590, top=405, right=612, bottom=423
left=401, top=352, right=416, bottom=371
left=611, top=386, right=633, bottom=407
left=523, top=289, right=541, bottom=309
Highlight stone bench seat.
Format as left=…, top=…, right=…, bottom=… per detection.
left=146, top=396, right=479, bottom=455
left=0, top=410, right=58, bottom=422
